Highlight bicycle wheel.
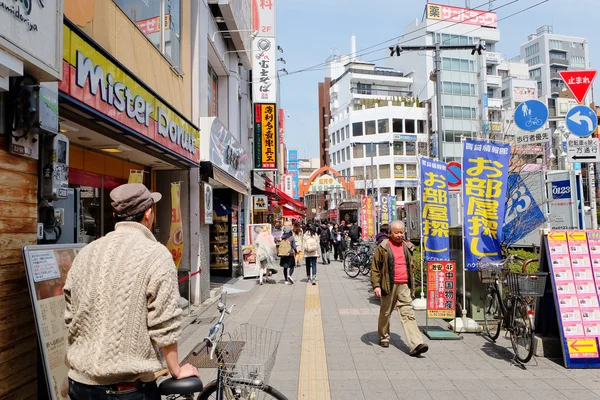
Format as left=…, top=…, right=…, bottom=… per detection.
left=343, top=252, right=361, bottom=278
left=483, top=290, right=502, bottom=341
left=511, top=296, right=535, bottom=363
left=360, top=257, right=371, bottom=275
left=198, top=380, right=288, bottom=400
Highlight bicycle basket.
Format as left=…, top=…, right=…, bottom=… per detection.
left=505, top=273, right=548, bottom=297
left=478, top=264, right=503, bottom=284
left=218, top=324, right=282, bottom=392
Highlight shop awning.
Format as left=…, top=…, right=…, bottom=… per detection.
left=201, top=162, right=248, bottom=195
left=283, top=208, right=303, bottom=219
left=275, top=189, right=307, bottom=214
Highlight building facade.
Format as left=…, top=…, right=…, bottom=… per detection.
left=318, top=78, right=332, bottom=167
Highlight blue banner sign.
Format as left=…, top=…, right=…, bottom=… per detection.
left=390, top=195, right=397, bottom=221
left=462, top=139, right=511, bottom=270
left=420, top=157, right=450, bottom=261
left=502, top=173, right=546, bottom=245
left=287, top=149, right=299, bottom=199
left=379, top=194, right=393, bottom=226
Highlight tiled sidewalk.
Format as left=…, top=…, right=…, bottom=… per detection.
left=178, top=261, right=600, bottom=400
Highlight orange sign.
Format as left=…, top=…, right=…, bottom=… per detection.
left=548, top=231, right=567, bottom=241
left=254, top=104, right=277, bottom=169
left=568, top=339, right=599, bottom=358
left=568, top=231, right=587, bottom=241
left=166, top=183, right=184, bottom=269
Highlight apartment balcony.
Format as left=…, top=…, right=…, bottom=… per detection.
left=350, top=86, right=411, bottom=98
left=487, top=75, right=502, bottom=88
left=487, top=97, right=503, bottom=110
left=550, top=72, right=563, bottom=80
left=352, top=97, right=421, bottom=110
left=485, top=52, right=501, bottom=65
left=551, top=85, right=566, bottom=95
left=549, top=58, right=569, bottom=66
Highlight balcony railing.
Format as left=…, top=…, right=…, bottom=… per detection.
left=351, top=86, right=411, bottom=97
left=487, top=97, right=503, bottom=109
left=549, top=58, right=569, bottom=66
left=352, top=97, right=422, bottom=110
left=487, top=75, right=502, bottom=87
left=550, top=72, right=563, bottom=80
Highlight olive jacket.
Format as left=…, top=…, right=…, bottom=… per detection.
left=370, top=238, right=416, bottom=297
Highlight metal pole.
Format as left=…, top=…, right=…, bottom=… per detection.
left=371, top=144, right=376, bottom=235
left=589, top=163, right=598, bottom=229
left=434, top=43, right=444, bottom=161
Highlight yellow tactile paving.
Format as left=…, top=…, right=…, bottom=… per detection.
left=297, top=284, right=331, bottom=400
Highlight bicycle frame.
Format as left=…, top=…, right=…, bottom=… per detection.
left=488, top=276, right=511, bottom=329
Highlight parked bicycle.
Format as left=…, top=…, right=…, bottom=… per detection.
left=158, top=293, right=288, bottom=399
left=478, top=255, right=547, bottom=363
left=343, top=240, right=375, bottom=278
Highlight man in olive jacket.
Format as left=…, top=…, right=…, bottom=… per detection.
left=371, top=220, right=428, bottom=356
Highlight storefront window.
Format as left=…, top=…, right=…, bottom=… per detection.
left=78, top=186, right=101, bottom=241
left=406, top=164, right=417, bottom=178
left=393, top=142, right=404, bottom=155
left=394, top=164, right=404, bottom=178
left=114, top=0, right=182, bottom=66
left=405, top=142, right=416, bottom=156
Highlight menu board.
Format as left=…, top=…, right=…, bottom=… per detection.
left=545, top=231, right=600, bottom=366
left=23, top=244, right=86, bottom=399
left=426, top=261, right=456, bottom=319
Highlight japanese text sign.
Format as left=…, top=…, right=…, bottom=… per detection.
left=379, top=194, right=393, bottom=227
left=427, top=261, right=457, bottom=318
left=462, top=139, right=511, bottom=270
left=287, top=149, right=299, bottom=199
left=360, top=196, right=368, bottom=239
left=252, top=38, right=277, bottom=103
left=516, top=131, right=550, bottom=145
left=254, top=103, right=277, bottom=169
left=420, top=157, right=450, bottom=261
left=559, top=70, right=597, bottom=104
left=426, top=3, right=497, bottom=27
left=365, top=197, right=375, bottom=237
left=252, top=0, right=276, bottom=37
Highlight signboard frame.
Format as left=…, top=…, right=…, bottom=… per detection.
left=423, top=260, right=461, bottom=340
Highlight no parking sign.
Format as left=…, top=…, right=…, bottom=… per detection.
left=447, top=161, right=462, bottom=192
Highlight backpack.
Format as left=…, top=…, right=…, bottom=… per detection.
left=278, top=238, right=292, bottom=256
left=319, top=228, right=330, bottom=243
left=305, top=236, right=318, bottom=252
left=349, top=225, right=361, bottom=241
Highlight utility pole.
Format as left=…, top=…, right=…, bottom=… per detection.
left=370, top=143, right=377, bottom=232
left=390, top=41, right=486, bottom=161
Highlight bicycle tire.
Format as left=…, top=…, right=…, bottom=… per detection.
left=360, top=257, right=371, bottom=275
left=343, top=252, right=361, bottom=278
left=198, top=380, right=289, bottom=400
left=483, top=290, right=502, bottom=341
left=511, top=296, right=535, bottom=363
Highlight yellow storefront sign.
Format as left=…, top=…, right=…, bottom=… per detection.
left=568, top=339, right=599, bottom=359
left=166, top=182, right=184, bottom=269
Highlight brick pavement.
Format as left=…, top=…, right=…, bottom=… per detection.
left=177, top=261, right=600, bottom=400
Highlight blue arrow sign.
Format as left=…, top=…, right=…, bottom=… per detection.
left=514, top=100, right=549, bottom=131
left=566, top=105, right=598, bottom=138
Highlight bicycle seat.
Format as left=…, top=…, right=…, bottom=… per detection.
left=158, top=377, right=203, bottom=395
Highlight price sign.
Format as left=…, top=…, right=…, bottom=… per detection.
left=426, top=261, right=456, bottom=319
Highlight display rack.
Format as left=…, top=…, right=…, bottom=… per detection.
left=210, top=214, right=231, bottom=272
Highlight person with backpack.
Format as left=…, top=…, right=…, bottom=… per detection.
left=319, top=222, right=331, bottom=264
left=348, top=222, right=362, bottom=247
left=332, top=224, right=343, bottom=261
left=278, top=225, right=297, bottom=284
left=303, top=225, right=321, bottom=285
left=292, top=222, right=304, bottom=268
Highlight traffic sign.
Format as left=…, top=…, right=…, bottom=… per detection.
left=514, top=100, right=548, bottom=131
left=446, top=161, right=462, bottom=189
left=567, top=136, right=600, bottom=163
left=559, top=70, right=597, bottom=104
left=566, top=105, right=598, bottom=137
left=515, top=130, right=550, bottom=145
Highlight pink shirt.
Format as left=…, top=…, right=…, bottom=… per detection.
left=390, top=241, right=408, bottom=284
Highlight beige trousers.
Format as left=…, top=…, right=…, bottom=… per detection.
left=378, top=283, right=424, bottom=351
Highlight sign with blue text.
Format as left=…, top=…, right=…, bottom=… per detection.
left=515, top=100, right=549, bottom=132
left=379, top=194, right=393, bottom=227
left=420, top=157, right=450, bottom=261
left=566, top=106, right=598, bottom=138
left=390, top=195, right=397, bottom=221
left=287, top=149, right=299, bottom=199
left=462, top=139, right=511, bottom=270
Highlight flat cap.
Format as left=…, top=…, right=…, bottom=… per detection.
left=110, top=183, right=161, bottom=217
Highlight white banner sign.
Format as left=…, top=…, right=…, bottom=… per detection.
left=515, top=131, right=550, bottom=145
left=252, top=37, right=277, bottom=103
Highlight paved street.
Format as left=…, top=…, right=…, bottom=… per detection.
left=178, top=261, right=600, bottom=400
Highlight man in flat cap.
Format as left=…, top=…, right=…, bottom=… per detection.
left=64, top=183, right=199, bottom=399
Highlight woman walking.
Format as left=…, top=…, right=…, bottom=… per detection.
left=303, top=225, right=321, bottom=285
left=279, top=225, right=297, bottom=284
left=255, top=226, right=277, bottom=285
left=292, top=222, right=304, bottom=269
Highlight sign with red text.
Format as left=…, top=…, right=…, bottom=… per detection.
left=254, top=103, right=277, bottom=169
left=426, top=3, right=497, bottom=28
left=559, top=70, right=597, bottom=104
left=427, top=261, right=456, bottom=318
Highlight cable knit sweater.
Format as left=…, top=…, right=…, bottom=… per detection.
left=64, top=222, right=182, bottom=385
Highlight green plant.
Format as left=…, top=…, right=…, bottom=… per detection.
left=506, top=248, right=539, bottom=273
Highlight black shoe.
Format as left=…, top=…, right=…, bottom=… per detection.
left=380, top=342, right=389, bottom=348
left=409, top=343, right=429, bottom=357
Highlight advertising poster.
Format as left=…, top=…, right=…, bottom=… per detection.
left=462, top=139, right=511, bottom=270
left=360, top=196, right=368, bottom=239
left=365, top=196, right=375, bottom=237
left=502, top=173, right=546, bottom=246
left=127, top=170, right=144, bottom=184
left=247, top=224, right=271, bottom=245
left=390, top=195, right=397, bottom=221
left=165, top=182, right=183, bottom=269
left=254, top=103, right=277, bottom=169
left=379, top=194, right=392, bottom=227
left=420, top=157, right=450, bottom=261
left=242, top=244, right=259, bottom=278
left=23, top=244, right=86, bottom=400
left=426, top=261, right=456, bottom=318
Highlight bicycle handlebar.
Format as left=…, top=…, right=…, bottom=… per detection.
left=192, top=339, right=210, bottom=356
left=191, top=292, right=235, bottom=358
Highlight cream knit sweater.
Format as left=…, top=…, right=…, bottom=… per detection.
left=64, top=222, right=182, bottom=385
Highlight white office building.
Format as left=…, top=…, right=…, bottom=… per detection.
left=326, top=53, right=428, bottom=208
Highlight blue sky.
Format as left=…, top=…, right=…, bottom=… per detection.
left=278, top=0, right=598, bottom=159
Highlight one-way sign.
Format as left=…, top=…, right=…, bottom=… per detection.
left=567, top=136, right=600, bottom=163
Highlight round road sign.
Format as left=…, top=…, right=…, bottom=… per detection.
left=447, top=161, right=462, bottom=188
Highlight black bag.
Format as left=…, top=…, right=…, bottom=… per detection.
left=320, top=228, right=330, bottom=243
left=349, top=225, right=361, bottom=241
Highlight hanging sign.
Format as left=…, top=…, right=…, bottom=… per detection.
left=166, top=182, right=184, bottom=269
left=254, top=103, right=277, bottom=169
left=427, top=261, right=457, bottom=318
left=252, top=195, right=268, bottom=212
left=420, top=157, right=450, bottom=261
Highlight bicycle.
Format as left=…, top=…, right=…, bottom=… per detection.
left=478, top=255, right=547, bottom=364
left=158, top=293, right=288, bottom=399
left=343, top=240, right=374, bottom=278
left=524, top=116, right=542, bottom=128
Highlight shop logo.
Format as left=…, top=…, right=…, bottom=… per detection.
left=20, top=0, right=44, bottom=15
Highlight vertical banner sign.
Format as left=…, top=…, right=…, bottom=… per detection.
left=462, top=139, right=511, bottom=270
left=251, top=0, right=277, bottom=103
left=420, top=157, right=450, bottom=261
left=365, top=196, right=375, bottom=237
left=390, top=195, right=397, bottom=221
left=427, top=261, right=457, bottom=318
left=254, top=104, right=277, bottom=169
left=166, top=182, right=184, bottom=269
left=379, top=194, right=391, bottom=226
left=360, top=195, right=368, bottom=238
left=128, top=170, right=144, bottom=184
left=287, top=149, right=299, bottom=199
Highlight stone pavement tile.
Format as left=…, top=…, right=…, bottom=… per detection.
left=326, top=355, right=356, bottom=370
left=493, top=390, right=534, bottom=400
left=529, top=368, right=569, bottom=379
left=444, top=369, right=481, bottom=380
left=542, top=378, right=583, bottom=390
left=386, top=370, right=418, bottom=380
left=395, top=389, right=432, bottom=400
left=501, top=369, right=535, bottom=379
left=359, top=378, right=395, bottom=394
left=559, top=389, right=600, bottom=400
left=328, top=370, right=358, bottom=380
left=465, top=360, right=500, bottom=371
left=420, top=378, right=457, bottom=391
left=483, top=378, right=517, bottom=391
left=328, top=378, right=362, bottom=392
left=511, top=378, right=554, bottom=390
left=460, top=390, right=501, bottom=400
left=451, top=379, right=491, bottom=391
left=575, top=378, right=600, bottom=390
left=390, top=378, right=427, bottom=391
left=407, top=360, right=442, bottom=372
left=526, top=390, right=569, bottom=400
left=330, top=390, right=367, bottom=400
left=270, top=370, right=299, bottom=382
left=411, top=369, right=441, bottom=380
left=351, top=354, right=384, bottom=370
left=428, top=390, right=467, bottom=399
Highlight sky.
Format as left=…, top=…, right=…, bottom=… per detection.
left=277, top=0, right=599, bottom=160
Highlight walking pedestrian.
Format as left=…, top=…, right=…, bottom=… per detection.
left=292, top=222, right=304, bottom=268
left=255, top=226, right=277, bottom=285
left=303, top=225, right=321, bottom=285
left=371, top=220, right=429, bottom=356
left=332, top=224, right=343, bottom=261
left=279, top=225, right=297, bottom=284
left=64, top=183, right=199, bottom=400
left=348, top=221, right=362, bottom=248
left=319, top=222, right=331, bottom=264
left=376, top=224, right=390, bottom=245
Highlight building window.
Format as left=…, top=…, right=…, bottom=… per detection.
left=549, top=51, right=567, bottom=60
left=406, top=164, right=417, bottom=179
left=379, top=165, right=391, bottom=179
left=571, top=56, right=586, bottom=68
left=346, top=147, right=350, bottom=160
left=392, top=119, right=403, bottom=133
left=353, top=144, right=364, bottom=158
left=331, top=132, right=335, bottom=146
left=394, top=164, right=404, bottom=178
left=346, top=125, right=350, bottom=139
left=442, top=58, right=474, bottom=72
left=529, top=68, right=541, bottom=79
left=337, top=130, right=341, bottom=143
left=524, top=42, right=539, bottom=57
left=354, top=166, right=365, bottom=180
left=418, top=120, right=425, bottom=133
left=405, top=142, right=416, bottom=156
left=405, top=120, right=415, bottom=133
left=332, top=153, right=336, bottom=165
left=341, top=127, right=345, bottom=140
left=365, top=120, right=376, bottom=135
left=549, top=39, right=563, bottom=50
left=393, top=142, right=404, bottom=155
left=366, top=165, right=377, bottom=180
left=357, top=83, right=372, bottom=94
left=341, top=150, right=346, bottom=162
left=365, top=143, right=377, bottom=157
left=208, top=65, right=218, bottom=117
left=379, top=143, right=390, bottom=156
left=526, top=56, right=540, bottom=66
left=418, top=142, right=428, bottom=156
left=114, top=0, right=181, bottom=66
left=352, top=122, right=363, bottom=136
left=378, top=119, right=389, bottom=134
left=396, top=187, right=405, bottom=201
left=442, top=106, right=476, bottom=119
